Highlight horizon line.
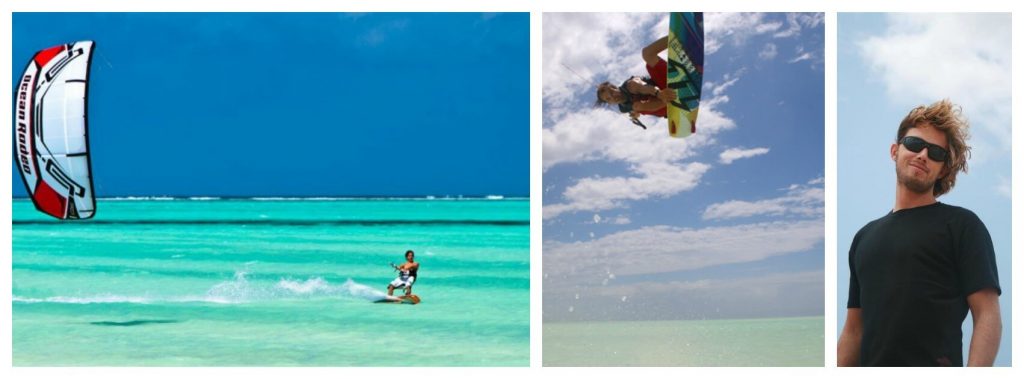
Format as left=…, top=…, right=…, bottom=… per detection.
left=12, top=194, right=530, bottom=200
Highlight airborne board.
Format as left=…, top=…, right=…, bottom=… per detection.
left=374, top=295, right=421, bottom=305
left=666, top=13, right=704, bottom=138
left=15, top=41, right=97, bottom=219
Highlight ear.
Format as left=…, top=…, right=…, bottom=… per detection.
left=890, top=143, right=898, bottom=161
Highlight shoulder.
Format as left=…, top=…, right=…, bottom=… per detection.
left=936, top=202, right=978, bottom=216
left=853, top=212, right=891, bottom=240
left=935, top=203, right=986, bottom=226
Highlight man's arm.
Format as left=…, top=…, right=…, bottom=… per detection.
left=642, top=36, right=668, bottom=67
left=966, top=288, right=1001, bottom=366
left=837, top=308, right=863, bottom=367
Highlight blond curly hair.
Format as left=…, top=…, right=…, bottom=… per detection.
left=896, top=99, right=971, bottom=197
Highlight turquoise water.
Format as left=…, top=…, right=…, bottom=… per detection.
left=544, top=317, right=824, bottom=366
left=12, top=198, right=530, bottom=366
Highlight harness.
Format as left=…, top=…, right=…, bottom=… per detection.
left=617, top=76, right=659, bottom=129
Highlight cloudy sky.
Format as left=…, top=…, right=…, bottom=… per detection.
left=837, top=13, right=1012, bottom=366
left=543, top=13, right=824, bottom=322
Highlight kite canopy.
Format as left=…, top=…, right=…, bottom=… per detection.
left=14, top=41, right=97, bottom=219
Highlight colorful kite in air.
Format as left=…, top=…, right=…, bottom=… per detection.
left=15, top=41, right=97, bottom=219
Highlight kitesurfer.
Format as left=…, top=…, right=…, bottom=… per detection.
left=387, top=250, right=419, bottom=296
left=595, top=36, right=677, bottom=127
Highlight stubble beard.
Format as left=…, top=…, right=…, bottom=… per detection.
left=895, top=163, right=936, bottom=194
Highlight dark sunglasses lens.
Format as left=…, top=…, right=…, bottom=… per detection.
left=929, top=148, right=948, bottom=162
left=902, top=137, right=926, bottom=152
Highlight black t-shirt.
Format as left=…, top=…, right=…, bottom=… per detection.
left=847, top=202, right=1000, bottom=366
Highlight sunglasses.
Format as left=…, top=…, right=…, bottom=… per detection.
left=899, top=136, right=949, bottom=163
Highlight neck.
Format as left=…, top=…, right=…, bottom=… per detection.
left=893, top=184, right=938, bottom=212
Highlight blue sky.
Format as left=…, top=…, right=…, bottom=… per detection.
left=837, top=13, right=1012, bottom=366
left=12, top=13, right=529, bottom=197
left=543, top=13, right=824, bottom=322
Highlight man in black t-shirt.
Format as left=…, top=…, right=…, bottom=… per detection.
left=838, top=100, right=1002, bottom=367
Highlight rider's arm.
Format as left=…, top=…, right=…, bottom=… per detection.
left=642, top=36, right=668, bottom=67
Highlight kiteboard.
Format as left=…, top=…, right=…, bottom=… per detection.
left=374, top=294, right=421, bottom=305
left=666, top=13, right=704, bottom=138
left=15, top=41, right=97, bottom=219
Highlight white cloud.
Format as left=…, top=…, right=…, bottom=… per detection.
left=543, top=219, right=823, bottom=280
left=719, top=147, right=770, bottom=164
left=544, top=161, right=711, bottom=219
left=704, top=13, right=777, bottom=54
left=609, top=216, right=632, bottom=225
left=773, top=14, right=801, bottom=38
left=588, top=214, right=633, bottom=225
left=773, top=13, right=823, bottom=38
left=709, top=73, right=742, bottom=97
left=758, top=43, right=778, bottom=60
left=788, top=52, right=813, bottom=63
left=858, top=14, right=1011, bottom=156
left=800, top=13, right=825, bottom=30
left=542, top=108, right=706, bottom=171
left=702, top=177, right=824, bottom=220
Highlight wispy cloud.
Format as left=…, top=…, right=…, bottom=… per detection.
left=588, top=213, right=632, bottom=225
left=544, top=161, right=710, bottom=219
left=788, top=52, right=814, bottom=63
left=544, top=219, right=823, bottom=279
left=773, top=13, right=823, bottom=38
left=704, top=13, right=779, bottom=54
left=759, top=43, right=778, bottom=60
left=719, top=147, right=770, bottom=164
left=702, top=177, right=824, bottom=220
